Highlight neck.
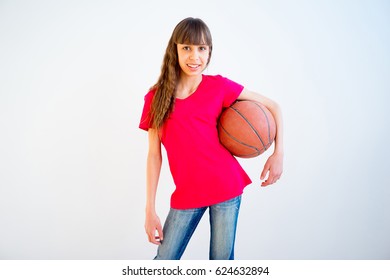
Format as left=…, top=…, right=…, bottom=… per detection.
left=176, top=73, right=203, bottom=98
left=178, top=73, right=202, bottom=90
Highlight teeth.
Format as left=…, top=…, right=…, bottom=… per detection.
left=188, top=64, right=199, bottom=68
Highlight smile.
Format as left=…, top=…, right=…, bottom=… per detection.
left=187, top=64, right=201, bottom=69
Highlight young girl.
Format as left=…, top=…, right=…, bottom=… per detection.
left=139, top=17, right=283, bottom=260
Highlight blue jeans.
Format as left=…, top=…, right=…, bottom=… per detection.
left=154, top=195, right=241, bottom=260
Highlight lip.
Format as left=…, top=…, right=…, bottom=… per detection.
left=187, top=64, right=201, bottom=71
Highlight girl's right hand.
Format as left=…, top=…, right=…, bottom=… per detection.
left=145, top=211, right=163, bottom=245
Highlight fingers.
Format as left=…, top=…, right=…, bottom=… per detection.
left=147, top=228, right=161, bottom=245
left=260, top=167, right=282, bottom=187
left=260, top=154, right=283, bottom=187
left=260, top=162, right=274, bottom=187
left=260, top=162, right=270, bottom=181
left=261, top=172, right=281, bottom=187
left=145, top=216, right=163, bottom=245
left=157, top=223, right=164, bottom=242
left=150, top=224, right=164, bottom=245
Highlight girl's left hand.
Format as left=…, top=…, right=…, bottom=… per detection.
left=260, top=153, right=283, bottom=187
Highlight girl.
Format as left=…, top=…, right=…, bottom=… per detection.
left=139, top=17, right=283, bottom=260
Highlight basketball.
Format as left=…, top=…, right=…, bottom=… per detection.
left=218, top=100, right=276, bottom=158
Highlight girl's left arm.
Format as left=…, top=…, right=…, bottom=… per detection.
left=237, top=88, right=284, bottom=187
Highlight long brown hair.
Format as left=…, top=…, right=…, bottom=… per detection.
left=149, top=17, right=213, bottom=129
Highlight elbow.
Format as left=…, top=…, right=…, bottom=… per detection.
left=147, top=150, right=162, bottom=164
left=271, top=100, right=281, bottom=112
left=264, top=99, right=281, bottom=115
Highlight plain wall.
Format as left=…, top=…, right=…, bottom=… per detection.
left=0, top=0, right=389, bottom=259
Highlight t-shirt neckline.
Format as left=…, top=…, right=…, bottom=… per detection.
left=175, top=75, right=205, bottom=101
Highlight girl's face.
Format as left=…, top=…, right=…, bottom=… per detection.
left=177, top=43, right=210, bottom=77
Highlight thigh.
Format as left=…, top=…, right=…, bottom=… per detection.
left=154, top=207, right=207, bottom=260
left=209, top=195, right=242, bottom=260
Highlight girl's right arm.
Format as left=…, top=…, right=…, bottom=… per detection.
left=145, top=128, right=164, bottom=245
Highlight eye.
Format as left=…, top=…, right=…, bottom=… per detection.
left=183, top=46, right=191, bottom=51
left=199, top=46, right=207, bottom=51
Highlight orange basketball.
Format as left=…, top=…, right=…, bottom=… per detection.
left=218, top=100, right=276, bottom=158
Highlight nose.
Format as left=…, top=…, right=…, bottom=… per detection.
left=189, top=49, right=199, bottom=60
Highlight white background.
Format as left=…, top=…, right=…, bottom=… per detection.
left=0, top=0, right=389, bottom=260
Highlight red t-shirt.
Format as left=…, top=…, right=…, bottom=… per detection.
left=139, top=75, right=252, bottom=209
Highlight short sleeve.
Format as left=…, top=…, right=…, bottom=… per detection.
left=219, top=76, right=244, bottom=108
left=139, top=91, right=154, bottom=131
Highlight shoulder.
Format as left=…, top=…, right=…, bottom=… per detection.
left=202, top=74, right=238, bottom=86
left=140, top=88, right=157, bottom=111
left=202, top=74, right=243, bottom=90
left=203, top=74, right=225, bottom=82
left=144, top=88, right=157, bottom=101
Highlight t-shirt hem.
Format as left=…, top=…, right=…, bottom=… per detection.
left=139, top=124, right=149, bottom=131
left=170, top=184, right=250, bottom=210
